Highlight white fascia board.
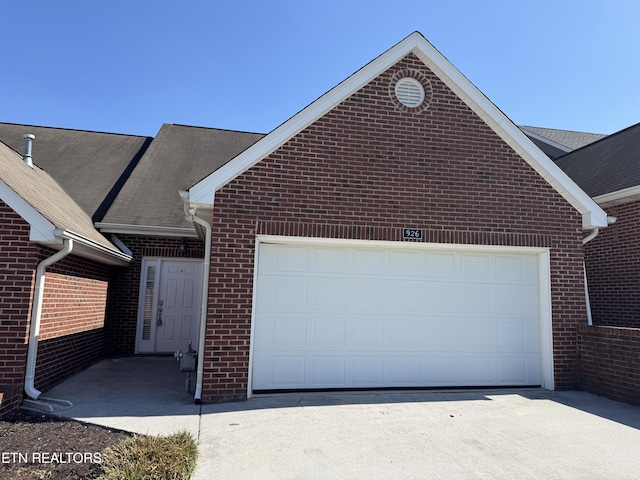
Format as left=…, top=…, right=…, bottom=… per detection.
left=188, top=32, right=607, bottom=229
left=594, top=185, right=640, bottom=207
left=95, top=222, right=199, bottom=238
left=0, top=180, right=57, bottom=242
left=56, top=229, right=132, bottom=265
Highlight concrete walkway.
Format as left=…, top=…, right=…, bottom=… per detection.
left=44, top=357, right=640, bottom=480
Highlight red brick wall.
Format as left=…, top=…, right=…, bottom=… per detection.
left=105, top=234, right=204, bottom=354
left=33, top=249, right=111, bottom=393
left=577, top=325, right=640, bottom=405
left=201, top=54, right=587, bottom=401
left=0, top=202, right=38, bottom=417
left=585, top=200, right=640, bottom=328
left=0, top=201, right=114, bottom=417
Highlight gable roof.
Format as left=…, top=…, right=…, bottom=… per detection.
left=554, top=121, right=640, bottom=206
left=0, top=122, right=151, bottom=221
left=98, top=124, right=265, bottom=235
left=187, top=32, right=607, bottom=230
left=0, top=141, right=130, bottom=265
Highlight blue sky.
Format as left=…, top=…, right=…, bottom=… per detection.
left=2, top=1, right=639, bottom=137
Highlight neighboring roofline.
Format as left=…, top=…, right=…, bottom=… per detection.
left=1, top=179, right=131, bottom=265
left=187, top=32, right=607, bottom=230
left=0, top=121, right=150, bottom=139
left=95, top=222, right=199, bottom=238
left=594, top=185, right=640, bottom=208
left=519, top=127, right=573, bottom=154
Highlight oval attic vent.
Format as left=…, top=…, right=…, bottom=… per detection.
left=395, top=78, right=425, bottom=108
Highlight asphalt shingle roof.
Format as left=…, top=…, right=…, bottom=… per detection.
left=0, top=123, right=151, bottom=220
left=555, top=122, right=640, bottom=198
left=0, top=140, right=120, bottom=253
left=101, top=124, right=265, bottom=230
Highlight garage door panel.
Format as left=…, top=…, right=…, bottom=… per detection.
left=314, top=247, right=348, bottom=273
left=352, top=249, right=384, bottom=275
left=424, top=283, right=459, bottom=313
left=496, top=255, right=538, bottom=283
left=384, top=280, right=424, bottom=311
left=351, top=317, right=385, bottom=347
left=389, top=250, right=423, bottom=276
left=309, top=316, right=347, bottom=347
left=253, top=243, right=542, bottom=391
left=426, top=252, right=457, bottom=277
left=386, top=356, right=422, bottom=385
left=351, top=356, right=385, bottom=385
left=460, top=284, right=494, bottom=314
left=311, top=277, right=347, bottom=310
left=348, top=279, right=384, bottom=310
left=461, top=254, right=493, bottom=279
left=311, top=356, right=346, bottom=386
left=496, top=285, right=539, bottom=316
left=461, top=321, right=494, bottom=349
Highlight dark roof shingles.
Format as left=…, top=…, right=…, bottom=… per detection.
left=101, top=124, right=265, bottom=229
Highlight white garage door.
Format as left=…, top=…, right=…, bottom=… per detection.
left=252, top=242, right=542, bottom=391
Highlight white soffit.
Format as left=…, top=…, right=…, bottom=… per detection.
left=188, top=32, right=607, bottom=229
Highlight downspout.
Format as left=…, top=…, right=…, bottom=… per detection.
left=582, top=229, right=599, bottom=326
left=582, top=216, right=617, bottom=326
left=24, top=238, right=74, bottom=399
left=183, top=204, right=212, bottom=404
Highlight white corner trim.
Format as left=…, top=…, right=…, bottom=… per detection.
left=187, top=32, right=607, bottom=229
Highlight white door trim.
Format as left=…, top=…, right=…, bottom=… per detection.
left=248, top=235, right=555, bottom=396
left=135, top=257, right=204, bottom=354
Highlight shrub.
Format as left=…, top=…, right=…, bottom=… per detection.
left=92, top=430, right=198, bottom=480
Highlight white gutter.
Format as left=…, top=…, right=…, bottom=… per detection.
left=180, top=191, right=212, bottom=403
left=24, top=238, right=74, bottom=399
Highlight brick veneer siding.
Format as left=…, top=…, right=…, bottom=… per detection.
left=0, top=201, right=113, bottom=417
left=105, top=234, right=204, bottom=354
left=585, top=200, right=640, bottom=328
left=577, top=325, right=640, bottom=405
left=200, top=54, right=588, bottom=402
left=0, top=202, right=38, bottom=417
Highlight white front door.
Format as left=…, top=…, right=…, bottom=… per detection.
left=136, top=259, right=203, bottom=354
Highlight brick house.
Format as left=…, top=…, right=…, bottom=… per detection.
left=182, top=32, right=607, bottom=401
left=0, top=32, right=611, bottom=415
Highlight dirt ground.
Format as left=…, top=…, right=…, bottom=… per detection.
left=0, top=411, right=131, bottom=480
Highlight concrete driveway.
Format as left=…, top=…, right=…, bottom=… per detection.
left=194, top=389, right=640, bottom=480
left=43, top=358, right=640, bottom=479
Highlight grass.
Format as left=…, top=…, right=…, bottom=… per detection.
left=91, top=430, right=198, bottom=480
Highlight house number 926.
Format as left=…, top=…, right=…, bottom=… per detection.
left=403, top=228, right=423, bottom=239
